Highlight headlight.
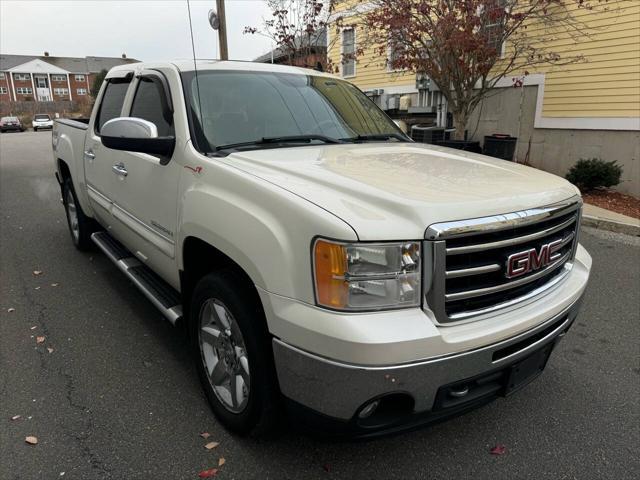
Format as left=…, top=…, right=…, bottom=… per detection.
left=313, top=238, right=421, bottom=311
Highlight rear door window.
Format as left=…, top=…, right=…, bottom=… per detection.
left=95, top=79, right=131, bottom=134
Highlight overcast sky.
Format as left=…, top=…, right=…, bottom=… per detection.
left=0, top=0, right=275, bottom=62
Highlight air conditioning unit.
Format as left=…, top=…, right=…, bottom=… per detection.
left=416, top=72, right=430, bottom=90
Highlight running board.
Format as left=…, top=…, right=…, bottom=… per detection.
left=91, top=231, right=183, bottom=324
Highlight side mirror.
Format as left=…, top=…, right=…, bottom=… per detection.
left=101, top=117, right=175, bottom=164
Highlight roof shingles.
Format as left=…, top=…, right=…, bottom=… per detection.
left=0, top=54, right=139, bottom=73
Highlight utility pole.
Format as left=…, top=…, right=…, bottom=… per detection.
left=216, top=0, right=229, bottom=60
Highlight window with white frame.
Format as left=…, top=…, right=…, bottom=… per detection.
left=54, top=88, right=69, bottom=96
left=0, top=72, right=5, bottom=79
left=387, top=32, right=406, bottom=72
left=51, top=74, right=66, bottom=82
left=17, top=87, right=33, bottom=94
left=14, top=73, right=30, bottom=81
left=76, top=88, right=87, bottom=95
left=483, top=0, right=507, bottom=56
left=0, top=87, right=7, bottom=94
left=341, top=28, right=356, bottom=77
left=74, top=74, right=85, bottom=82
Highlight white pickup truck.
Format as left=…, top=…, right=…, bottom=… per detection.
left=52, top=60, right=591, bottom=437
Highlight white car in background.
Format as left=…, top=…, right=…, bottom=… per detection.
left=33, top=114, right=54, bottom=131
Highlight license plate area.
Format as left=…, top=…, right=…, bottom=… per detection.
left=505, top=343, right=554, bottom=395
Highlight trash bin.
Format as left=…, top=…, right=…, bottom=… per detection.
left=483, top=134, right=517, bottom=161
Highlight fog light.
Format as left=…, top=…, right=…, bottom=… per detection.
left=358, top=400, right=380, bottom=419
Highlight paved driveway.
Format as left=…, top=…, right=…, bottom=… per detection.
left=1, top=131, right=639, bottom=479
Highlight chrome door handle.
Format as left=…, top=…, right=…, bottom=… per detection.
left=84, top=150, right=95, bottom=160
left=112, top=163, right=128, bottom=177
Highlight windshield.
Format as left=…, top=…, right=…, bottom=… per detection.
left=181, top=70, right=406, bottom=153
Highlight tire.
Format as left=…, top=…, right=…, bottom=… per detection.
left=190, top=271, right=280, bottom=436
left=34, top=127, right=37, bottom=132
left=62, top=177, right=94, bottom=250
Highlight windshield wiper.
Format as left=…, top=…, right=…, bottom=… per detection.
left=214, top=134, right=344, bottom=152
left=343, top=133, right=410, bottom=142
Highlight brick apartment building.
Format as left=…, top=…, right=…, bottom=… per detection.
left=0, top=53, right=139, bottom=103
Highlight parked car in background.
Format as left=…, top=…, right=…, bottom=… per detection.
left=33, top=114, right=54, bottom=131
left=0, top=116, right=25, bottom=133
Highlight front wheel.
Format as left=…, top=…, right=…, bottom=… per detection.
left=62, top=178, right=94, bottom=250
left=190, top=271, right=280, bottom=435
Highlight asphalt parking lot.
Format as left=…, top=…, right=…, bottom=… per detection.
left=1, top=130, right=639, bottom=480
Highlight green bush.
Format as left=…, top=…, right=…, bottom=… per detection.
left=565, top=158, right=622, bottom=192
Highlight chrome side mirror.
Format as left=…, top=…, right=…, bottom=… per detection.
left=102, top=117, right=159, bottom=139
left=101, top=117, right=175, bottom=163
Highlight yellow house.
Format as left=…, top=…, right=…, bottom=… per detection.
left=327, top=0, right=640, bottom=196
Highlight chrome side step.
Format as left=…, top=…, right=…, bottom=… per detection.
left=91, top=231, right=183, bottom=324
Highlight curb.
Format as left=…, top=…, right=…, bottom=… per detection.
left=582, top=215, right=640, bottom=236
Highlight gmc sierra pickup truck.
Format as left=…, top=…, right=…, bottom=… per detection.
left=53, top=60, right=591, bottom=437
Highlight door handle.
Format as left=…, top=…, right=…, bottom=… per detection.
left=112, top=163, right=128, bottom=177
left=84, top=150, right=95, bottom=160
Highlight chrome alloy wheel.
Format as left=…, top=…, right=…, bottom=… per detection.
left=65, top=188, right=80, bottom=242
left=198, top=298, right=250, bottom=413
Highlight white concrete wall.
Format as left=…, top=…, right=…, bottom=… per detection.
left=467, top=86, right=640, bottom=197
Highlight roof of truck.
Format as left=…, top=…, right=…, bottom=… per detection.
left=107, top=59, right=335, bottom=78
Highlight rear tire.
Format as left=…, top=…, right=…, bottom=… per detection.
left=189, top=271, right=280, bottom=436
left=62, top=177, right=94, bottom=251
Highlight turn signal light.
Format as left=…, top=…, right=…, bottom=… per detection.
left=314, top=239, right=348, bottom=308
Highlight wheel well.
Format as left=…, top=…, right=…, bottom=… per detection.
left=181, top=237, right=264, bottom=319
left=57, top=159, right=71, bottom=183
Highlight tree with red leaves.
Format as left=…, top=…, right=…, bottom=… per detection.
left=347, top=0, right=607, bottom=140
left=245, top=0, right=339, bottom=70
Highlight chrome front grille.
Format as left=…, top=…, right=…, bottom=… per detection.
left=423, top=199, right=581, bottom=324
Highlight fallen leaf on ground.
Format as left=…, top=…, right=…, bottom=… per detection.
left=47, top=347, right=54, bottom=354
left=33, top=270, right=43, bottom=276
left=7, top=308, right=15, bottom=313
left=51, top=283, right=59, bottom=287
left=11, top=415, right=21, bottom=421
left=25, top=436, right=38, bottom=445
left=30, top=326, right=37, bottom=330
left=490, top=444, right=506, bottom=455
left=218, top=457, right=225, bottom=467
left=198, top=468, right=218, bottom=478
left=204, top=441, right=219, bottom=450
left=36, top=336, right=45, bottom=344
left=199, top=432, right=211, bottom=439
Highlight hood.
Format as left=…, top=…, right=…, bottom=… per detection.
left=227, top=142, right=579, bottom=240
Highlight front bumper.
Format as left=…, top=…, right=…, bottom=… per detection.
left=265, top=244, right=591, bottom=436
left=274, top=296, right=582, bottom=437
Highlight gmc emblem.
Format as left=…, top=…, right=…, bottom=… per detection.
left=506, top=239, right=563, bottom=279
